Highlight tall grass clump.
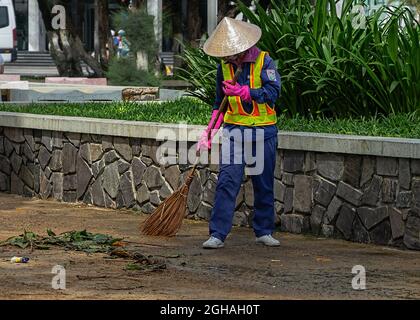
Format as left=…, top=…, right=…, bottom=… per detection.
left=177, top=43, right=219, bottom=106
left=240, top=0, right=420, bottom=117
left=180, top=0, right=420, bottom=118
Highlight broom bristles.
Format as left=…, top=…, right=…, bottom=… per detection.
left=140, top=170, right=195, bottom=237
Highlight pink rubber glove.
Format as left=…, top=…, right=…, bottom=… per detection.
left=197, top=110, right=224, bottom=151
left=222, top=80, right=251, bottom=102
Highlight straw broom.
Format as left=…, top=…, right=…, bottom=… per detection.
left=140, top=67, right=242, bottom=237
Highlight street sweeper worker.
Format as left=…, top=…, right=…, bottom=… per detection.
left=197, top=17, right=281, bottom=249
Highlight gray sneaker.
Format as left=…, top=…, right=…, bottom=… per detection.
left=255, top=234, right=280, bottom=247
left=202, top=236, right=224, bottom=249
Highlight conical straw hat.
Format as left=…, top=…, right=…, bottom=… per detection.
left=203, top=17, right=262, bottom=57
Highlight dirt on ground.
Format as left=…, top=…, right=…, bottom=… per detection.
left=0, top=193, right=419, bottom=300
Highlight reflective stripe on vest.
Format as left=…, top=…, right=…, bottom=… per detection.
left=221, top=51, right=277, bottom=126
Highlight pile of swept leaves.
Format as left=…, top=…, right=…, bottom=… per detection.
left=0, top=229, right=166, bottom=271
left=0, top=229, right=123, bottom=253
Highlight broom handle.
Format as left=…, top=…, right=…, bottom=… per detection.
left=207, top=66, right=242, bottom=142
left=188, top=67, right=243, bottom=179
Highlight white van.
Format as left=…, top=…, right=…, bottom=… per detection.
left=0, top=0, right=17, bottom=62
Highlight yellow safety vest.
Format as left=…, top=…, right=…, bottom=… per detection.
left=221, top=51, right=277, bottom=126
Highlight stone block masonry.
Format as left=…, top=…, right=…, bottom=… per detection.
left=0, top=126, right=225, bottom=223
left=277, top=151, right=418, bottom=249
left=1, top=116, right=420, bottom=250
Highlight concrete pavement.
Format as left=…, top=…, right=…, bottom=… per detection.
left=0, top=193, right=419, bottom=299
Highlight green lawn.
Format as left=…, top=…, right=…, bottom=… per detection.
left=1, top=98, right=420, bottom=139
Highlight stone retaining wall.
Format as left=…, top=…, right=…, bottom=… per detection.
left=276, top=151, right=419, bottom=250
left=0, top=117, right=419, bottom=250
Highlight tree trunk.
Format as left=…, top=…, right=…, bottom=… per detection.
left=97, top=0, right=110, bottom=70
left=136, top=51, right=148, bottom=70
left=94, top=0, right=100, bottom=61
left=38, top=0, right=104, bottom=77
left=186, top=0, right=202, bottom=46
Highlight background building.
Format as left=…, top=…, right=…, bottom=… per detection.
left=14, top=0, right=46, bottom=52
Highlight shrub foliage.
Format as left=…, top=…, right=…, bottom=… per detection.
left=106, top=56, right=161, bottom=87
left=179, top=0, right=420, bottom=118
left=108, top=8, right=161, bottom=86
